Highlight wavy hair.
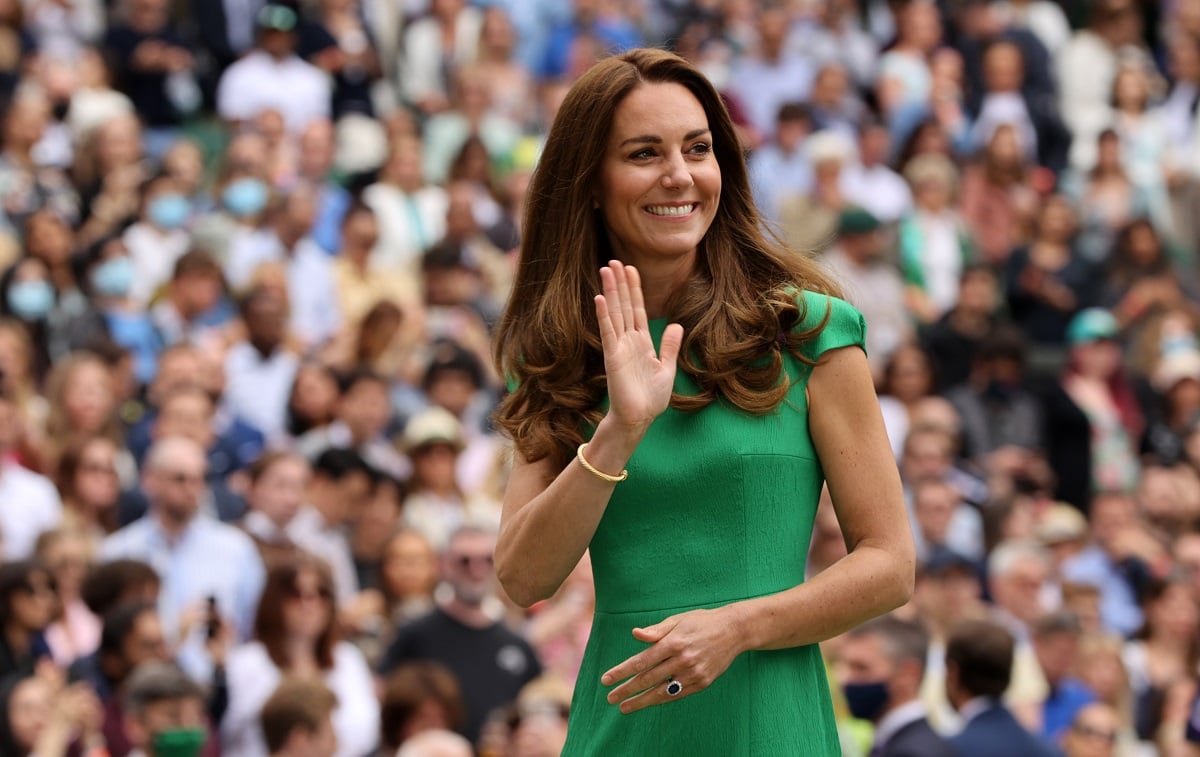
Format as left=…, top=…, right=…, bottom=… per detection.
left=494, top=48, right=841, bottom=469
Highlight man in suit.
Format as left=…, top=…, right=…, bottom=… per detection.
left=946, top=619, right=1059, bottom=757
left=837, top=616, right=954, bottom=757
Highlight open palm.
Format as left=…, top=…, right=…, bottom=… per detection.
left=594, top=261, right=683, bottom=434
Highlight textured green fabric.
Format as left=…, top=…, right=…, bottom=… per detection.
left=562, top=290, right=867, bottom=756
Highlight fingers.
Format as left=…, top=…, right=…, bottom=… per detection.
left=599, top=265, right=624, bottom=334
left=601, top=642, right=669, bottom=687
left=628, top=265, right=649, bottom=331
left=615, top=675, right=689, bottom=714
left=599, top=261, right=643, bottom=334
left=606, top=658, right=673, bottom=709
left=615, top=262, right=636, bottom=332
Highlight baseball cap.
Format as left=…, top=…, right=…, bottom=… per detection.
left=1065, top=308, right=1119, bottom=346
left=257, top=4, right=299, bottom=32
left=836, top=206, right=881, bottom=236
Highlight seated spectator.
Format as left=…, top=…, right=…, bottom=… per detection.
left=295, top=369, right=405, bottom=479
left=331, top=202, right=419, bottom=330
left=123, top=175, right=194, bottom=309
left=54, top=435, right=122, bottom=543
left=379, top=660, right=465, bottom=754
left=40, top=351, right=128, bottom=479
left=285, top=362, right=340, bottom=441
left=82, top=235, right=163, bottom=387
left=945, top=327, right=1045, bottom=469
left=1032, top=611, right=1095, bottom=743
left=361, top=135, right=448, bottom=275
left=289, top=448, right=375, bottom=599
left=222, top=289, right=300, bottom=442
left=35, top=528, right=98, bottom=666
left=259, top=676, right=338, bottom=757
left=878, top=343, right=938, bottom=460
left=216, top=3, right=330, bottom=133
left=122, top=661, right=214, bottom=757
left=841, top=121, right=912, bottom=224
left=0, top=672, right=103, bottom=756
left=1098, top=219, right=1191, bottom=333
left=0, top=561, right=55, bottom=678
left=821, top=206, right=911, bottom=377
left=959, top=124, right=1039, bottom=265
left=1122, top=575, right=1200, bottom=742
left=898, top=154, right=975, bottom=325
left=1060, top=701, right=1124, bottom=757
left=395, top=729, right=473, bottom=757
left=945, top=619, right=1057, bottom=756
left=148, top=250, right=236, bottom=350
left=1005, top=194, right=1097, bottom=348
left=747, top=102, right=813, bottom=224
left=221, top=557, right=378, bottom=757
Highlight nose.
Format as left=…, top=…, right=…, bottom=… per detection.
left=661, top=152, right=694, bottom=190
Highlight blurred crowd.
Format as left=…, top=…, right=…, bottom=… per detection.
left=0, top=0, right=1197, bottom=755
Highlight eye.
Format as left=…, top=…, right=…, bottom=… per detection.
left=688, top=142, right=713, bottom=157
left=629, top=148, right=656, bottom=160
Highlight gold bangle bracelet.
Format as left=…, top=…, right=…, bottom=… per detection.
left=576, top=443, right=628, bottom=483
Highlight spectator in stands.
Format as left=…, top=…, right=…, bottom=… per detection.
left=748, top=102, right=812, bottom=224
left=222, top=288, right=300, bottom=441
left=122, top=661, right=213, bottom=757
left=1123, top=575, right=1200, bottom=741
left=295, top=369, right=403, bottom=479
left=945, top=619, right=1057, bottom=756
left=379, top=660, right=465, bottom=753
left=837, top=615, right=954, bottom=756
left=0, top=560, right=55, bottom=678
left=1060, top=701, right=1122, bottom=757
left=1032, top=611, right=1095, bottom=743
left=216, top=3, right=331, bottom=133
left=259, top=676, right=338, bottom=757
left=380, top=526, right=541, bottom=744
left=222, top=556, right=377, bottom=756
left=100, top=436, right=265, bottom=680
left=55, top=435, right=123, bottom=543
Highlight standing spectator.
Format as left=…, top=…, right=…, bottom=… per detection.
left=380, top=526, right=541, bottom=744
left=222, top=557, right=378, bottom=757
left=837, top=615, right=953, bottom=755
left=99, top=436, right=266, bottom=680
left=216, top=3, right=332, bottom=133
left=944, top=619, right=1058, bottom=756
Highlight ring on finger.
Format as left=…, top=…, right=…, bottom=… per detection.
left=665, top=676, right=683, bottom=697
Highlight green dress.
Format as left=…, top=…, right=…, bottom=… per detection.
left=561, top=291, right=866, bottom=756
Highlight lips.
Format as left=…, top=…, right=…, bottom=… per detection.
left=644, top=203, right=698, bottom=217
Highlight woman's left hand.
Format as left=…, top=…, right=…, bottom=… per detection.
left=601, top=607, right=745, bottom=714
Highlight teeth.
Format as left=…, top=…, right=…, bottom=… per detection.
left=646, top=204, right=695, bottom=216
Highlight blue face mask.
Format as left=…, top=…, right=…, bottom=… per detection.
left=148, top=193, right=191, bottom=230
left=92, top=257, right=135, bottom=297
left=7, top=280, right=54, bottom=321
left=842, top=680, right=890, bottom=722
left=222, top=178, right=269, bottom=217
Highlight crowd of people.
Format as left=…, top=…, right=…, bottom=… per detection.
left=0, top=0, right=1196, bottom=754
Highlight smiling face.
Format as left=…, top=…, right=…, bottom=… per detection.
left=596, top=82, right=721, bottom=273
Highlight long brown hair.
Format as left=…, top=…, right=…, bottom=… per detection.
left=253, top=556, right=337, bottom=671
left=494, top=48, right=841, bottom=469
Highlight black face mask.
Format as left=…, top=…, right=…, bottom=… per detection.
left=51, top=101, right=69, bottom=121
left=842, top=680, right=890, bottom=722
left=983, top=379, right=1019, bottom=402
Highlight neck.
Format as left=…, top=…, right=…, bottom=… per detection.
left=285, top=635, right=320, bottom=672
left=624, top=257, right=695, bottom=319
left=154, top=508, right=193, bottom=541
left=441, top=596, right=492, bottom=628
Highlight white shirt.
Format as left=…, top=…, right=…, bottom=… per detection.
left=361, top=182, right=447, bottom=273
left=227, top=234, right=342, bottom=349
left=217, top=51, right=331, bottom=133
left=0, top=461, right=63, bottom=560
left=241, top=510, right=358, bottom=603
left=841, top=163, right=913, bottom=223
left=123, top=223, right=191, bottom=307
left=728, top=53, right=816, bottom=139
left=221, top=641, right=379, bottom=757
left=223, top=342, right=300, bottom=440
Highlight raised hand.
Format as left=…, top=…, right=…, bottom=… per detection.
left=594, top=261, right=683, bottom=436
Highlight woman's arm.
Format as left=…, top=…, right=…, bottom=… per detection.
left=495, top=262, right=683, bottom=607
left=602, top=344, right=914, bottom=713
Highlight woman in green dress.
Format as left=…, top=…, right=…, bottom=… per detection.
left=492, top=48, right=915, bottom=755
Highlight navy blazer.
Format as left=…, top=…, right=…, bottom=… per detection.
left=950, top=705, right=1061, bottom=757
left=881, top=716, right=956, bottom=757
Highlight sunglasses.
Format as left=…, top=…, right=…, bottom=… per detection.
left=162, top=470, right=206, bottom=486
left=285, top=585, right=333, bottom=603
left=453, top=553, right=494, bottom=570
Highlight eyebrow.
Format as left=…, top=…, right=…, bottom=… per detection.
left=619, top=128, right=712, bottom=148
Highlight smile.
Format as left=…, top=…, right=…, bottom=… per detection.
left=644, top=203, right=698, bottom=217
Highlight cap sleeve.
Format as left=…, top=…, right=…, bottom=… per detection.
left=795, top=290, right=868, bottom=363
